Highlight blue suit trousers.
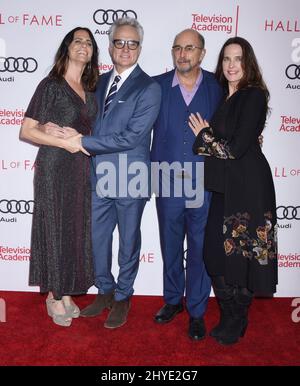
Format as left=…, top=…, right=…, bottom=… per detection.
left=156, top=191, right=211, bottom=318
left=92, top=191, right=147, bottom=301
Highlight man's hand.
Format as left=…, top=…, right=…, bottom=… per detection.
left=63, top=134, right=90, bottom=156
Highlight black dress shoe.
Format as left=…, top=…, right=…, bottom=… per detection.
left=154, top=303, right=184, bottom=324
left=188, top=317, right=206, bottom=340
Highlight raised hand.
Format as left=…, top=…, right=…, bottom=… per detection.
left=188, top=113, right=210, bottom=136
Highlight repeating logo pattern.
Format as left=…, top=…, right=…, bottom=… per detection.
left=93, top=9, right=137, bottom=25
left=0, top=200, right=34, bottom=214
left=0, top=57, right=38, bottom=73
left=285, top=64, right=300, bottom=80
left=277, top=206, right=300, bottom=220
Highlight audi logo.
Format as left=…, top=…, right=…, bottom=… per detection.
left=285, top=64, right=300, bottom=80
left=93, top=9, right=137, bottom=25
left=0, top=57, right=38, bottom=73
left=0, top=199, right=34, bottom=214
left=276, top=206, right=300, bottom=220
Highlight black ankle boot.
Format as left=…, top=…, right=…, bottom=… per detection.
left=210, top=286, right=234, bottom=338
left=216, top=289, right=253, bottom=345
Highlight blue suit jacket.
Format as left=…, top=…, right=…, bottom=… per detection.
left=82, top=65, right=161, bottom=197
left=151, top=69, right=222, bottom=162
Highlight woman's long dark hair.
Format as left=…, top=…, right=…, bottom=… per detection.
left=49, top=27, right=99, bottom=91
left=215, top=36, right=269, bottom=104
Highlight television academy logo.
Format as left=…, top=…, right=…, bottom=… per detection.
left=190, top=5, right=239, bottom=35
left=278, top=253, right=300, bottom=269
left=0, top=245, right=31, bottom=261
left=0, top=108, right=25, bottom=126
left=93, top=9, right=137, bottom=35
left=279, top=115, right=300, bottom=133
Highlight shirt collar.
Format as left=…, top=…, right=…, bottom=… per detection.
left=172, top=68, right=203, bottom=88
left=112, top=63, right=138, bottom=83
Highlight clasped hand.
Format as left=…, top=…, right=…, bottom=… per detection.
left=188, top=113, right=210, bottom=136
left=41, top=121, right=90, bottom=156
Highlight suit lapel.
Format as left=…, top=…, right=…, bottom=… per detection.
left=161, top=70, right=174, bottom=138
left=103, top=65, right=143, bottom=119
left=93, top=71, right=111, bottom=135
left=98, top=71, right=111, bottom=116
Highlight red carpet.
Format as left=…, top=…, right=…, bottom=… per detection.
left=0, top=291, right=299, bottom=366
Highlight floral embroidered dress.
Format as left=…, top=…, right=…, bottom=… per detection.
left=193, top=87, right=278, bottom=293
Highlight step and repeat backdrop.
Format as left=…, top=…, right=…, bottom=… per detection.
left=0, top=0, right=299, bottom=296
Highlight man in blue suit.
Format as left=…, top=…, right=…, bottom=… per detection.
left=71, top=18, right=161, bottom=328
left=151, top=29, right=222, bottom=340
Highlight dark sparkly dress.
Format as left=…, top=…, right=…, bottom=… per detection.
left=25, top=76, right=97, bottom=298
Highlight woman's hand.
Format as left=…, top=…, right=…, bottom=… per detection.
left=38, top=123, right=79, bottom=139
left=39, top=122, right=65, bottom=138
left=62, top=126, right=79, bottom=138
left=189, top=113, right=209, bottom=136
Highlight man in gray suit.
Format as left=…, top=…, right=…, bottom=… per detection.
left=69, top=17, right=161, bottom=328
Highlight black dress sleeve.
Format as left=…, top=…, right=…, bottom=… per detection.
left=25, top=77, right=59, bottom=124
left=193, top=88, right=267, bottom=160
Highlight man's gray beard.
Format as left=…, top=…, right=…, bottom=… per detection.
left=176, top=63, right=192, bottom=74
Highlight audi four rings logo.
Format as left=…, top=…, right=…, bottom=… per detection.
left=93, top=9, right=137, bottom=25
left=277, top=206, right=300, bottom=220
left=0, top=57, right=38, bottom=73
left=285, top=64, right=300, bottom=80
left=0, top=200, right=34, bottom=214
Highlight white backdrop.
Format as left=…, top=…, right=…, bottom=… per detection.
left=0, top=0, right=299, bottom=296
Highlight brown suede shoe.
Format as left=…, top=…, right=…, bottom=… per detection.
left=80, top=292, right=114, bottom=318
left=104, top=299, right=130, bottom=329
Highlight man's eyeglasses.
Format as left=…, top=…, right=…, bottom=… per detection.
left=112, top=39, right=140, bottom=50
left=172, top=45, right=203, bottom=53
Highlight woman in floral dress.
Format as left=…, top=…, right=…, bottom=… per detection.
left=189, top=37, right=277, bottom=345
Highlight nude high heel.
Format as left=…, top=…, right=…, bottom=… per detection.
left=46, top=298, right=72, bottom=327
left=64, top=302, right=80, bottom=318
left=62, top=297, right=80, bottom=318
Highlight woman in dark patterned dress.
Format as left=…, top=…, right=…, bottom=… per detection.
left=20, top=27, right=99, bottom=326
left=189, top=37, right=278, bottom=345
